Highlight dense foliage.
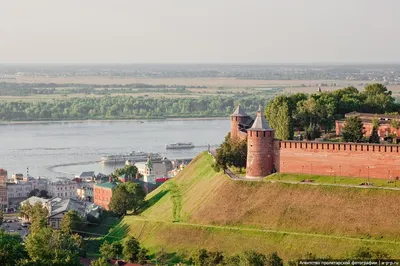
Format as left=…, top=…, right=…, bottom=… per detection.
left=190, top=249, right=284, bottom=266
left=109, top=181, right=146, bottom=215
left=25, top=227, right=82, bottom=266
left=60, top=210, right=83, bottom=234
left=212, top=133, right=247, bottom=172
left=112, top=165, right=139, bottom=180
left=0, top=230, right=28, bottom=266
left=265, top=84, right=396, bottom=140
left=99, top=236, right=148, bottom=264
left=342, top=116, right=365, bottom=143
left=99, top=241, right=123, bottom=260
left=0, top=94, right=273, bottom=121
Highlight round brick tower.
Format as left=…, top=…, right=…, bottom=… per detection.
left=230, top=105, right=250, bottom=140
left=246, top=106, right=275, bottom=179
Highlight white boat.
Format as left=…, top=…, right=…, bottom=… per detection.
left=166, top=142, right=195, bottom=150
left=101, top=151, right=163, bottom=164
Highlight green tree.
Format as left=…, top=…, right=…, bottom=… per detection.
left=342, top=116, right=364, bottom=143
left=125, top=182, right=146, bottom=214
left=0, top=230, right=28, bottom=266
left=114, top=165, right=139, bottom=180
left=25, top=227, right=81, bottom=266
left=109, top=182, right=146, bottom=216
left=230, top=137, right=247, bottom=172
left=19, top=202, right=33, bottom=221
left=266, top=252, right=283, bottom=266
left=304, top=123, right=322, bottom=141
left=362, top=83, right=394, bottom=113
left=29, top=202, right=49, bottom=234
left=122, top=236, right=141, bottom=263
left=39, top=190, right=49, bottom=198
left=99, top=240, right=123, bottom=260
left=109, top=185, right=129, bottom=216
left=60, top=210, right=82, bottom=234
left=190, top=249, right=225, bottom=266
left=212, top=133, right=247, bottom=172
left=239, top=250, right=267, bottom=266
left=90, top=256, right=109, bottom=266
left=368, top=120, right=380, bottom=144
left=0, top=210, right=3, bottom=225
left=265, top=96, right=293, bottom=140
left=137, top=248, right=150, bottom=265
left=28, top=189, right=39, bottom=197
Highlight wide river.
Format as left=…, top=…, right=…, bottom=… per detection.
left=0, top=119, right=229, bottom=179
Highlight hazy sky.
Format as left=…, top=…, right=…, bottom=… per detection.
left=0, top=0, right=399, bottom=64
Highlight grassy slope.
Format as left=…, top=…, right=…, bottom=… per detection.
left=121, top=152, right=400, bottom=259
left=268, top=173, right=400, bottom=188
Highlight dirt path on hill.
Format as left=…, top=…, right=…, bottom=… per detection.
left=130, top=217, right=400, bottom=245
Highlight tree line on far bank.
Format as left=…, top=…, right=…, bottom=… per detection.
left=0, top=94, right=272, bottom=121
left=265, top=83, right=396, bottom=141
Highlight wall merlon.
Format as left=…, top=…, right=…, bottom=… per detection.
left=278, top=140, right=400, bottom=154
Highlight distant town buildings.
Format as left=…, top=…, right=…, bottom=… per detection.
left=47, top=179, right=78, bottom=199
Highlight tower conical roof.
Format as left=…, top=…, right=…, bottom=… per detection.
left=248, top=105, right=272, bottom=131
left=231, top=105, right=247, bottom=117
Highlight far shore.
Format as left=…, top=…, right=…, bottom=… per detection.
left=0, top=117, right=229, bottom=125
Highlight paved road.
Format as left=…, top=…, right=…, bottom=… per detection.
left=1, top=219, right=29, bottom=240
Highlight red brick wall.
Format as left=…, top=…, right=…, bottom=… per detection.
left=230, top=116, right=249, bottom=140
left=275, top=140, right=400, bottom=179
left=94, top=187, right=113, bottom=210
left=246, top=130, right=274, bottom=178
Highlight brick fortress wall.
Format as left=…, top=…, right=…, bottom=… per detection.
left=275, top=140, right=400, bottom=179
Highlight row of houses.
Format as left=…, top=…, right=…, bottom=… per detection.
left=1, top=156, right=188, bottom=210
left=20, top=196, right=100, bottom=230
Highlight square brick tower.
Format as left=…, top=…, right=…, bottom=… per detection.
left=246, top=106, right=275, bottom=179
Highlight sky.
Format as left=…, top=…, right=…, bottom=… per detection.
left=0, top=0, right=399, bottom=64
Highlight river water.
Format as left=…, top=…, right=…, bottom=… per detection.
left=0, top=119, right=229, bottom=179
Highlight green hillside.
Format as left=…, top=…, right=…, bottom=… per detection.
left=115, top=152, right=400, bottom=260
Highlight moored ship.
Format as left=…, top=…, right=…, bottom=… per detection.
left=166, top=142, right=195, bottom=149
left=101, top=151, right=163, bottom=164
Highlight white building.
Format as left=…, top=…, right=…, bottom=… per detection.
left=76, top=171, right=95, bottom=182
left=20, top=196, right=97, bottom=229
left=76, top=182, right=94, bottom=202
left=7, top=181, right=33, bottom=206
left=136, top=156, right=156, bottom=184
left=48, top=179, right=78, bottom=199
left=7, top=177, right=49, bottom=207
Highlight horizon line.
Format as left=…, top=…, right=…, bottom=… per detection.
left=1, top=62, right=400, bottom=66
